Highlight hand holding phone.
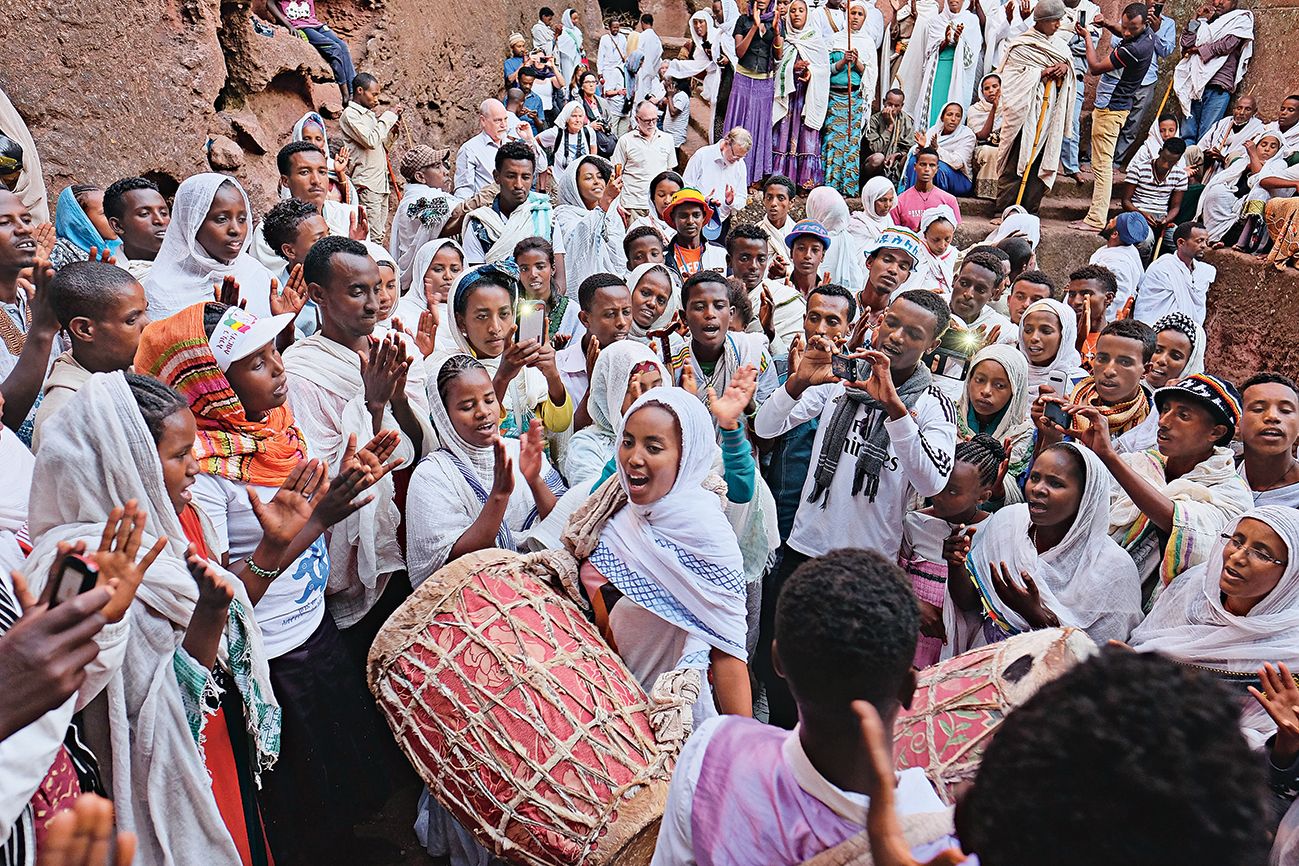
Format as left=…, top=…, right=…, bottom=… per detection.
left=50, top=554, right=99, bottom=608
left=516, top=299, right=547, bottom=344
left=1042, top=370, right=1071, bottom=430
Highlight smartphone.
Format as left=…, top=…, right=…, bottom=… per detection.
left=831, top=353, right=858, bottom=381
left=1078, top=10, right=1087, bottom=26
left=50, top=554, right=99, bottom=608
left=1152, top=2, right=1163, bottom=15
left=516, top=299, right=547, bottom=344
left=1043, top=369, right=1071, bottom=429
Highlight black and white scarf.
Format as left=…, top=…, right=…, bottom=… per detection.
left=808, top=363, right=933, bottom=505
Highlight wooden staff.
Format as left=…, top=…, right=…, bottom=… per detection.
left=1015, top=78, right=1055, bottom=207
left=1154, top=76, right=1175, bottom=123
left=847, top=14, right=853, bottom=135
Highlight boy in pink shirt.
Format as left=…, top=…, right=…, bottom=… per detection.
left=891, top=149, right=962, bottom=233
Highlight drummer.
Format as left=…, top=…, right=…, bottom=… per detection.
left=651, top=549, right=960, bottom=864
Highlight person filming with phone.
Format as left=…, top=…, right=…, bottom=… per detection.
left=754, top=289, right=957, bottom=727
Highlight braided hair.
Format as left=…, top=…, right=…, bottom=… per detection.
left=956, top=433, right=1007, bottom=488
left=436, top=354, right=487, bottom=404
left=124, top=372, right=188, bottom=444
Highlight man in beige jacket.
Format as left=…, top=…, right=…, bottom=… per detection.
left=340, top=72, right=401, bottom=242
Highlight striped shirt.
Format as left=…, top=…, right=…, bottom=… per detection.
left=1126, top=149, right=1189, bottom=217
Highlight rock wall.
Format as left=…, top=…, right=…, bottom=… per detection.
left=0, top=0, right=601, bottom=211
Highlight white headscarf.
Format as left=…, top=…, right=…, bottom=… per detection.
left=365, top=240, right=401, bottom=328
left=916, top=204, right=959, bottom=292
left=921, top=102, right=978, bottom=175
left=847, top=176, right=897, bottom=247
left=1131, top=506, right=1299, bottom=744
left=958, top=343, right=1032, bottom=440
left=1018, top=297, right=1085, bottom=395
left=397, top=238, right=463, bottom=319
left=627, top=261, right=682, bottom=344
left=982, top=211, right=1042, bottom=250
left=773, top=0, right=832, bottom=131
left=143, top=173, right=275, bottom=320
left=548, top=101, right=599, bottom=171
left=958, top=442, right=1143, bottom=645
left=597, top=386, right=748, bottom=660
left=292, top=112, right=330, bottom=154
left=805, top=185, right=865, bottom=289
left=23, top=372, right=280, bottom=863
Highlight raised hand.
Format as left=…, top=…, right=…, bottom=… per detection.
left=989, top=561, right=1058, bottom=628
left=680, top=360, right=699, bottom=395
left=93, top=501, right=166, bottom=624
left=415, top=307, right=439, bottom=358
left=992, top=437, right=1012, bottom=493
left=707, top=364, right=757, bottom=431
left=854, top=700, right=967, bottom=866
left=791, top=334, right=838, bottom=387
left=490, top=436, right=516, bottom=500
left=1068, top=404, right=1113, bottom=457
left=32, top=222, right=55, bottom=262
left=187, top=548, right=234, bottom=611
left=85, top=246, right=116, bottom=266
left=335, top=144, right=353, bottom=179
left=584, top=334, right=602, bottom=378
left=599, top=173, right=624, bottom=212
left=758, top=285, right=775, bottom=337
left=269, top=264, right=308, bottom=317
left=1250, top=662, right=1299, bottom=767
left=847, top=305, right=877, bottom=350
left=348, top=206, right=370, bottom=242
left=213, top=275, right=244, bottom=309
left=519, top=421, right=546, bottom=482
left=37, top=792, right=137, bottom=866
left=28, top=255, right=60, bottom=335
left=360, top=334, right=409, bottom=410
left=725, top=185, right=735, bottom=206
left=0, top=571, right=110, bottom=741
left=248, top=459, right=327, bottom=551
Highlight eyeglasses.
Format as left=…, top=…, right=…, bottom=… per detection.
left=1220, top=534, right=1288, bottom=568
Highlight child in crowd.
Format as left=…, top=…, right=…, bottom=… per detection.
left=899, top=434, right=1002, bottom=667
left=890, top=148, right=961, bottom=232
left=958, top=344, right=1034, bottom=507
left=626, top=261, right=679, bottom=345
left=784, top=220, right=830, bottom=300
left=406, top=354, right=565, bottom=583
left=652, top=548, right=960, bottom=864
left=515, top=236, right=581, bottom=341
left=34, top=261, right=150, bottom=451
left=665, top=188, right=727, bottom=276
left=102, top=176, right=170, bottom=280
left=623, top=224, right=667, bottom=271
left=1064, top=263, right=1118, bottom=371
left=1237, top=372, right=1299, bottom=507
left=1004, top=269, right=1055, bottom=326
left=912, top=205, right=959, bottom=295
left=556, top=272, right=633, bottom=405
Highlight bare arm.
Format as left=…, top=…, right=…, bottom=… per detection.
left=710, top=649, right=754, bottom=717
left=1, top=259, right=59, bottom=431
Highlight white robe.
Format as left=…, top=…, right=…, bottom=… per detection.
left=908, top=8, right=982, bottom=130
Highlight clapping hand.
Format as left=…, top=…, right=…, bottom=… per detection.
left=335, top=145, right=353, bottom=180
left=360, top=334, right=410, bottom=411
left=214, top=275, right=245, bottom=309
left=1250, top=663, right=1299, bottom=767
left=310, top=431, right=402, bottom=528
left=247, top=459, right=328, bottom=555
left=348, top=206, right=370, bottom=242
left=92, top=501, right=166, bottom=624
left=33, top=223, right=56, bottom=262
left=186, top=547, right=234, bottom=611
left=708, top=364, right=758, bottom=431
left=490, top=436, right=516, bottom=500
left=37, top=793, right=136, bottom=866
left=269, top=264, right=308, bottom=317
left=518, top=421, right=547, bottom=483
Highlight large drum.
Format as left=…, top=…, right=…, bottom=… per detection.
left=894, top=628, right=1098, bottom=803
left=367, top=549, right=677, bottom=866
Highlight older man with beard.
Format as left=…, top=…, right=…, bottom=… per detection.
left=0, top=190, right=64, bottom=430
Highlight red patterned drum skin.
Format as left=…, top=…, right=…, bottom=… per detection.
left=894, top=628, right=1098, bottom=802
left=367, top=550, right=673, bottom=866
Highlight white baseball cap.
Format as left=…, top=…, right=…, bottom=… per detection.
left=207, top=306, right=295, bottom=372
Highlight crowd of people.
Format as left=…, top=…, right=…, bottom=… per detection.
left=2, top=0, right=1299, bottom=864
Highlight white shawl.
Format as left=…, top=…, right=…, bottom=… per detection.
left=993, top=28, right=1074, bottom=189
left=23, top=372, right=279, bottom=866
left=463, top=192, right=554, bottom=264
left=1131, top=505, right=1299, bottom=746
left=917, top=105, right=978, bottom=175
left=0, top=84, right=48, bottom=223
left=594, top=387, right=749, bottom=660
left=774, top=10, right=833, bottom=131
left=553, top=155, right=624, bottom=294
left=406, top=354, right=563, bottom=584
left=1196, top=132, right=1285, bottom=241
left=282, top=333, right=433, bottom=625
left=667, top=11, right=724, bottom=105
left=909, top=2, right=982, bottom=130
left=627, top=261, right=683, bottom=345
left=981, top=211, right=1041, bottom=249
left=1173, top=9, right=1254, bottom=110
left=143, top=173, right=274, bottom=320
left=1017, top=298, right=1085, bottom=395
left=436, top=266, right=552, bottom=431
left=394, top=237, right=462, bottom=349
left=562, top=340, right=668, bottom=487
left=949, top=442, right=1143, bottom=649
left=1109, top=446, right=1255, bottom=586
left=1198, top=114, right=1265, bottom=160
left=957, top=344, right=1034, bottom=485
left=847, top=176, right=898, bottom=247
left=805, top=186, right=866, bottom=290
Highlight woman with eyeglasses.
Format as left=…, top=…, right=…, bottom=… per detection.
left=1070, top=374, right=1254, bottom=610
left=1131, top=505, right=1299, bottom=751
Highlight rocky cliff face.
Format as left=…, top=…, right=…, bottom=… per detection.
left=0, top=0, right=600, bottom=211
